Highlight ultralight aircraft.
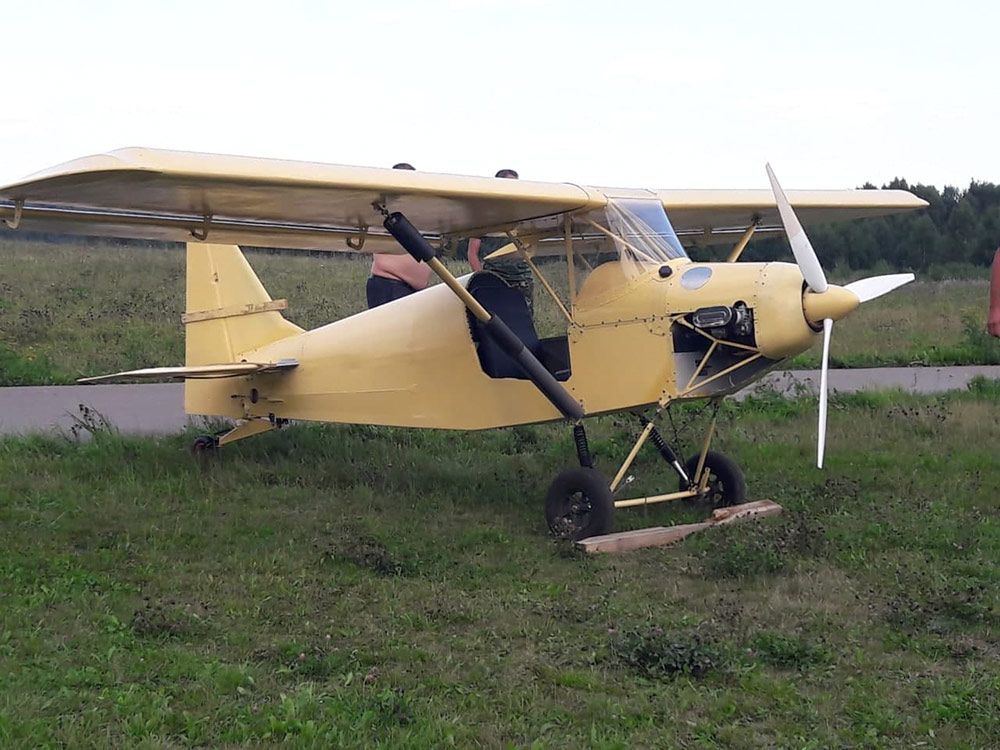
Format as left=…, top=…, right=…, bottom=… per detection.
left=0, top=149, right=926, bottom=539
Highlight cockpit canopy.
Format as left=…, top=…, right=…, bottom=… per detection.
left=602, top=197, right=688, bottom=273
left=558, top=197, right=689, bottom=290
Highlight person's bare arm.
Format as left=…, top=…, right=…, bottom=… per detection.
left=467, top=238, right=483, bottom=272
left=989, top=248, right=1000, bottom=337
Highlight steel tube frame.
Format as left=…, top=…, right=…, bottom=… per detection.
left=611, top=401, right=720, bottom=509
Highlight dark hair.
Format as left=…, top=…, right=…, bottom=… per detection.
left=392, top=162, right=415, bottom=170
left=495, top=168, right=519, bottom=179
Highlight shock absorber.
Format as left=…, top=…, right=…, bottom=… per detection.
left=641, top=417, right=690, bottom=484
left=573, top=423, right=593, bottom=468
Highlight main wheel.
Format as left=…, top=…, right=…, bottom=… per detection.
left=680, top=451, right=746, bottom=509
left=544, top=467, right=614, bottom=541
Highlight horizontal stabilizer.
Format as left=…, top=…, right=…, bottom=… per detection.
left=78, top=359, right=298, bottom=384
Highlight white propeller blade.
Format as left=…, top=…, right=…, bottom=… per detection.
left=844, top=273, right=915, bottom=303
left=817, top=318, right=833, bottom=469
left=766, top=164, right=829, bottom=294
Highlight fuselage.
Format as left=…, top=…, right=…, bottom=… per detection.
left=185, top=259, right=834, bottom=430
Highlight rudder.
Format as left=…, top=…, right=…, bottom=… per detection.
left=185, top=242, right=302, bottom=366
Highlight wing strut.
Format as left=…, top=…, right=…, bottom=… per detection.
left=381, top=209, right=584, bottom=421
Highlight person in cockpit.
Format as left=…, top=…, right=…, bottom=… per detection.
left=466, top=168, right=535, bottom=314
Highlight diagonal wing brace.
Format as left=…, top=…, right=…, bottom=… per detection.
left=382, top=211, right=584, bottom=421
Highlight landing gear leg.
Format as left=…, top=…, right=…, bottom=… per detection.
left=573, top=422, right=593, bottom=468
left=190, top=417, right=287, bottom=457
left=677, top=411, right=746, bottom=509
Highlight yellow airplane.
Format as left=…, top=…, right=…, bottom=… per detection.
left=0, top=149, right=926, bottom=540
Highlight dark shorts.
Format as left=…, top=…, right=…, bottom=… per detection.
left=367, top=276, right=417, bottom=309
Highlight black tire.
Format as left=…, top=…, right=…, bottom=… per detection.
left=680, top=451, right=746, bottom=509
left=190, top=435, right=218, bottom=456
left=544, top=467, right=614, bottom=541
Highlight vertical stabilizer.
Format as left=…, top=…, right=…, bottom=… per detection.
left=185, top=243, right=302, bottom=365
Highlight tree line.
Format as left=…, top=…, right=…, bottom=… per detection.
left=739, top=179, right=1000, bottom=271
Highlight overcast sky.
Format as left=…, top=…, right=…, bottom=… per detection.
left=2, top=0, right=996, bottom=191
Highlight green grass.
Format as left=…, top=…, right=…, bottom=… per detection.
left=2, top=239, right=997, bottom=384
left=0, top=392, right=997, bottom=747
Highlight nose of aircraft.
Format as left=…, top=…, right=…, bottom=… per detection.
left=801, top=285, right=860, bottom=327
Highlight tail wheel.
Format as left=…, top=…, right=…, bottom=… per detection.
left=190, top=435, right=218, bottom=456
left=680, top=451, right=746, bottom=509
left=545, top=467, right=614, bottom=541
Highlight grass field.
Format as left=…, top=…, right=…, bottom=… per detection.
left=2, top=239, right=999, bottom=385
left=1, top=387, right=997, bottom=747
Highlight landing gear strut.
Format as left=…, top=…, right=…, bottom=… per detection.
left=546, top=401, right=746, bottom=539
left=680, top=451, right=746, bottom=509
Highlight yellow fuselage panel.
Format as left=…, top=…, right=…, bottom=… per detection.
left=574, top=260, right=814, bottom=356
left=233, top=282, right=556, bottom=429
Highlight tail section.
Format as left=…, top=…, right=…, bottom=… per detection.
left=185, top=243, right=302, bottom=365
left=184, top=243, right=302, bottom=417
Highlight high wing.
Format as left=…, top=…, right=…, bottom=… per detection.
left=658, top=188, right=927, bottom=247
left=0, top=147, right=927, bottom=251
left=0, top=148, right=599, bottom=252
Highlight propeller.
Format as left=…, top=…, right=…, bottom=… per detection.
left=817, top=318, right=832, bottom=468
left=767, top=166, right=913, bottom=469
left=844, top=273, right=914, bottom=303
left=766, top=163, right=828, bottom=294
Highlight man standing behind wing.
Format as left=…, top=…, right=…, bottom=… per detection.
left=366, top=163, right=432, bottom=308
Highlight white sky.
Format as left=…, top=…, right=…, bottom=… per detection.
left=2, top=0, right=996, bottom=190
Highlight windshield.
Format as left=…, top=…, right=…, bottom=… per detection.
left=567, top=197, right=688, bottom=282
left=604, top=198, right=687, bottom=264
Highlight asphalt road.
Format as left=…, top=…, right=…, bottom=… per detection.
left=1, top=365, right=998, bottom=436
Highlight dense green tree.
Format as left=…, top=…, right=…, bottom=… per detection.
left=736, top=179, right=1000, bottom=272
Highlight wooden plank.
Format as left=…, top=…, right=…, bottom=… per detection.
left=181, top=299, right=288, bottom=324
left=576, top=523, right=711, bottom=554
left=712, top=500, right=783, bottom=525
left=576, top=499, right=783, bottom=554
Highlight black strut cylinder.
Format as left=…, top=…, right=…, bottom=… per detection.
left=640, top=416, right=690, bottom=483
left=382, top=209, right=585, bottom=422
left=481, top=317, right=584, bottom=420
left=383, top=212, right=436, bottom=263
left=649, top=424, right=679, bottom=464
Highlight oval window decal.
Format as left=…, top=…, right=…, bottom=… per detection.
left=680, top=266, right=713, bottom=290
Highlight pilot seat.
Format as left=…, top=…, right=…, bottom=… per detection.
left=465, top=272, right=571, bottom=381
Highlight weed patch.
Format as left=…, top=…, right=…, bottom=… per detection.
left=321, top=533, right=414, bottom=577
left=131, top=597, right=211, bottom=639
left=749, top=631, right=832, bottom=670
left=611, top=626, right=721, bottom=679
left=0, top=343, right=66, bottom=385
